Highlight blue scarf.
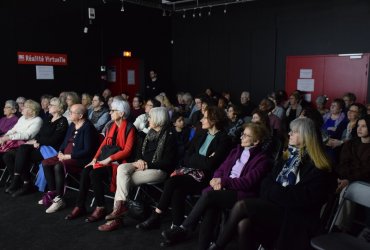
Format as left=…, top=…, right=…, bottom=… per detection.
left=276, top=146, right=301, bottom=187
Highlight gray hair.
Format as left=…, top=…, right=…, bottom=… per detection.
left=5, top=100, right=18, bottom=112
left=149, top=107, right=169, bottom=128
left=182, top=92, right=193, bottom=104
left=111, top=99, right=131, bottom=118
left=16, top=96, right=26, bottom=104
left=50, top=97, right=65, bottom=116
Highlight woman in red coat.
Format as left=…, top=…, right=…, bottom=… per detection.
left=65, top=99, right=136, bottom=221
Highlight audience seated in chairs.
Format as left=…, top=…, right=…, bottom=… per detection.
left=65, top=99, right=136, bottom=222
left=136, top=106, right=232, bottom=232
left=97, top=107, right=177, bottom=232
left=1, top=99, right=43, bottom=191
left=327, top=103, right=366, bottom=150
left=161, top=122, right=272, bottom=249
left=3, top=97, right=68, bottom=197
left=206, top=117, right=331, bottom=250
left=41, top=104, right=99, bottom=213
left=333, top=115, right=370, bottom=232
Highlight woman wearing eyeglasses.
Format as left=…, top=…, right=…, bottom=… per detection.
left=97, top=107, right=177, bottom=231
left=160, top=122, right=271, bottom=249
left=40, top=104, right=99, bottom=213
left=0, top=100, right=19, bottom=136
left=65, top=99, right=136, bottom=222
left=206, top=117, right=331, bottom=250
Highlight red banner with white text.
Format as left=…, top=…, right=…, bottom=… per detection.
left=17, top=52, right=68, bottom=65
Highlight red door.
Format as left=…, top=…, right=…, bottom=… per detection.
left=286, top=54, right=369, bottom=105
left=106, top=57, right=143, bottom=101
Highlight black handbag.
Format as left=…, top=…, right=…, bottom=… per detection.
left=127, top=199, right=150, bottom=221
left=98, top=128, right=121, bottom=161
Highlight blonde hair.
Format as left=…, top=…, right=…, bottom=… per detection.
left=24, top=99, right=41, bottom=117
left=290, top=117, right=331, bottom=171
left=50, top=97, right=65, bottom=116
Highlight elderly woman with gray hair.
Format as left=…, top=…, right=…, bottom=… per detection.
left=97, top=107, right=177, bottom=232
left=0, top=100, right=19, bottom=136
left=65, top=99, right=136, bottom=222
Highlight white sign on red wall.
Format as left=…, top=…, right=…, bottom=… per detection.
left=17, top=52, right=68, bottom=66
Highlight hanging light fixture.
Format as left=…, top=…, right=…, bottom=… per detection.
left=224, top=4, right=227, bottom=14
left=198, top=8, right=202, bottom=17
left=182, top=10, right=186, bottom=18
left=192, top=9, right=195, bottom=18
left=208, top=6, right=211, bottom=16
left=120, top=0, right=125, bottom=12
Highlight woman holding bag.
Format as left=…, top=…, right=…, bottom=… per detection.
left=97, top=107, right=177, bottom=232
left=136, top=106, right=232, bottom=231
left=65, top=99, right=136, bottom=222
left=3, top=97, right=68, bottom=196
left=1, top=99, right=43, bottom=191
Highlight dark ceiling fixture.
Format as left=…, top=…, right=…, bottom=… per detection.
left=92, top=0, right=256, bottom=12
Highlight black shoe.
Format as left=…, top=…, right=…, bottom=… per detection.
left=5, top=176, right=21, bottom=194
left=207, top=243, right=221, bottom=250
left=161, top=225, right=189, bottom=244
left=136, top=212, right=161, bottom=230
left=11, top=182, right=34, bottom=197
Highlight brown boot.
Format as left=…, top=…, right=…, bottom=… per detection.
left=85, top=207, right=106, bottom=223
left=98, top=218, right=123, bottom=232
left=105, top=201, right=128, bottom=220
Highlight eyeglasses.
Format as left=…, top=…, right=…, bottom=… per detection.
left=348, top=109, right=358, bottom=113
left=240, top=133, right=252, bottom=139
left=109, top=109, right=118, bottom=113
left=69, top=111, right=80, bottom=115
left=48, top=104, right=57, bottom=107
left=4, top=106, right=12, bottom=109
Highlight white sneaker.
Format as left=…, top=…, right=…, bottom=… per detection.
left=45, top=196, right=66, bottom=213
left=38, top=199, right=43, bottom=205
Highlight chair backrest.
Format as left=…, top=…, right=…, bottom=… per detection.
left=343, top=181, right=370, bottom=208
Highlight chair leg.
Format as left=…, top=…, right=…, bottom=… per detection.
left=0, top=167, right=8, bottom=183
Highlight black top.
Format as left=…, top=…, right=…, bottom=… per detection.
left=181, top=129, right=232, bottom=181
left=138, top=127, right=177, bottom=174
left=260, top=155, right=331, bottom=250
left=35, top=116, right=68, bottom=151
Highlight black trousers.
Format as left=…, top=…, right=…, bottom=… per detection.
left=215, top=198, right=283, bottom=250
left=182, top=190, right=238, bottom=250
left=43, top=162, right=65, bottom=196
left=156, top=175, right=208, bottom=226
left=3, top=145, right=43, bottom=181
left=76, top=165, right=111, bottom=208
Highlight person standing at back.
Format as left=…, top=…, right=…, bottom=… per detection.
left=145, top=70, right=162, bottom=99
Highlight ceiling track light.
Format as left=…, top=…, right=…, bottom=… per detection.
left=182, top=10, right=186, bottom=18
left=120, top=0, right=125, bottom=12
left=192, top=9, right=195, bottom=18
left=208, top=6, right=211, bottom=16
left=198, top=8, right=202, bottom=17
left=224, top=4, right=227, bottom=14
